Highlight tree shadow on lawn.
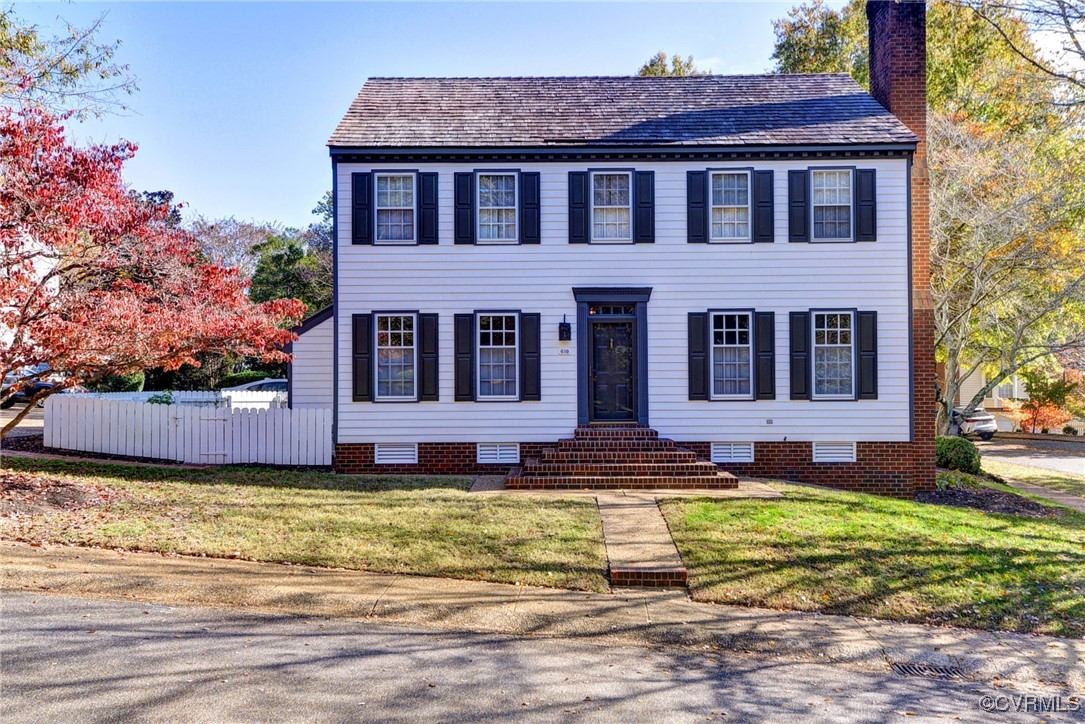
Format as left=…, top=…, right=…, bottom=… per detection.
left=3, top=456, right=475, bottom=493
left=669, top=489, right=1085, bottom=636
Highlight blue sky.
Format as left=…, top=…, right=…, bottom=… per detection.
left=20, top=2, right=816, bottom=229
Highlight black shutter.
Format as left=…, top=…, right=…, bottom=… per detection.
left=351, top=173, right=372, bottom=245
left=752, top=170, right=775, bottom=243
left=418, top=313, right=439, bottom=401
left=417, top=173, right=439, bottom=245
left=568, top=172, right=589, bottom=243
left=454, top=313, right=475, bottom=401
left=687, top=171, right=708, bottom=244
left=633, top=170, right=655, bottom=244
left=519, top=313, right=541, bottom=401
left=855, top=169, right=877, bottom=242
left=688, top=313, right=708, bottom=401
left=788, top=170, right=810, bottom=243
left=754, top=312, right=776, bottom=400
left=520, top=172, right=541, bottom=244
left=454, top=172, right=475, bottom=245
left=857, top=311, right=878, bottom=399
left=351, top=314, right=372, bottom=401
left=789, top=311, right=811, bottom=400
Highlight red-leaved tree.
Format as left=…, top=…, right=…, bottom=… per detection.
left=0, top=108, right=306, bottom=437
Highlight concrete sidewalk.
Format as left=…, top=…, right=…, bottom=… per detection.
left=2, top=540, right=1081, bottom=692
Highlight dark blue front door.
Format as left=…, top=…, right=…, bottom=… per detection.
left=590, top=320, right=636, bottom=422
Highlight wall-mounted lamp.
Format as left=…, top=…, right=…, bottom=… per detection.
left=558, top=315, right=572, bottom=341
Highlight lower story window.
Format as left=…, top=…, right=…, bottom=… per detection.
left=478, top=314, right=518, bottom=400
left=712, top=312, right=752, bottom=399
left=376, top=314, right=416, bottom=400
left=813, top=311, right=854, bottom=399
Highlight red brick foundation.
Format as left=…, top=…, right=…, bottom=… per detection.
left=679, top=441, right=919, bottom=498
left=334, top=442, right=554, bottom=475
left=335, top=440, right=927, bottom=497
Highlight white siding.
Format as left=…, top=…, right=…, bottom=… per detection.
left=290, top=316, right=333, bottom=410
left=335, top=157, right=912, bottom=444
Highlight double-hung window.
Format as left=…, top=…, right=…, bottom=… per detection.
left=477, top=314, right=518, bottom=400
left=375, top=313, right=416, bottom=400
left=811, top=169, right=853, bottom=242
left=812, top=311, right=855, bottom=399
left=375, top=173, right=415, bottom=243
left=477, top=174, right=518, bottom=242
left=710, top=171, right=751, bottom=242
left=591, top=172, right=632, bottom=242
left=711, top=312, right=753, bottom=399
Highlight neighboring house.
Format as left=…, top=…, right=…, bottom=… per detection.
left=957, top=369, right=1028, bottom=410
left=290, top=0, right=936, bottom=495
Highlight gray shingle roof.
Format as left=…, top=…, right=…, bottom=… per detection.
left=328, top=75, right=919, bottom=149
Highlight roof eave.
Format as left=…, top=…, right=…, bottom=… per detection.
left=327, top=141, right=919, bottom=157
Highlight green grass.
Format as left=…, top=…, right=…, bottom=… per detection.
left=982, top=459, right=1085, bottom=499
left=0, top=457, right=608, bottom=592
left=661, top=483, right=1085, bottom=636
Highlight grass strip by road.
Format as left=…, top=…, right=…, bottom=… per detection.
left=982, top=459, right=1085, bottom=499
left=0, top=457, right=609, bottom=592
left=661, top=482, right=1085, bottom=637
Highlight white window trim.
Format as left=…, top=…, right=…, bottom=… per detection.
left=810, top=168, right=854, bottom=243
left=590, top=170, right=634, bottom=244
left=709, top=170, right=752, bottom=243
left=374, top=172, right=417, bottom=245
left=710, top=311, right=755, bottom=401
left=476, top=312, right=520, bottom=402
left=374, top=312, right=418, bottom=402
left=476, top=173, right=518, bottom=244
left=811, top=310, right=856, bottom=401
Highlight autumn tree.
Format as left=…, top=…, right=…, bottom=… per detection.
left=0, top=108, right=305, bottom=437
left=0, top=6, right=137, bottom=117
left=771, top=0, right=1085, bottom=432
left=638, top=52, right=707, bottom=77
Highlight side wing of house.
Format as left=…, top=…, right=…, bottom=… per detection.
left=288, top=308, right=333, bottom=410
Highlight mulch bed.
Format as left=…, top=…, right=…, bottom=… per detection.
left=0, top=469, right=125, bottom=520
left=2, top=434, right=47, bottom=454
left=917, top=485, right=1066, bottom=518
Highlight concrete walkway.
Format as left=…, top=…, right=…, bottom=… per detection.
left=597, top=493, right=687, bottom=587
left=2, top=540, right=1082, bottom=692
left=1000, top=478, right=1085, bottom=514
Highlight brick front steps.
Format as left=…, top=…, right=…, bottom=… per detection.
left=507, top=425, right=737, bottom=491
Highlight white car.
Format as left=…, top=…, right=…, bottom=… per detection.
left=222, top=378, right=287, bottom=393
left=953, top=407, right=998, bottom=441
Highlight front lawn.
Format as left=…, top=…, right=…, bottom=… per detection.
left=0, top=457, right=608, bottom=592
left=661, top=483, right=1085, bottom=636
left=983, top=459, right=1085, bottom=499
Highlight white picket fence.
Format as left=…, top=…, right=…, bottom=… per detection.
left=86, top=390, right=285, bottom=410
left=44, top=395, right=332, bottom=466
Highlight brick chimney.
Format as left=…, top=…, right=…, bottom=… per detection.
left=867, top=0, right=935, bottom=492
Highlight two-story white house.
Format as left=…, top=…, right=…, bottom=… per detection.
left=290, top=0, right=936, bottom=496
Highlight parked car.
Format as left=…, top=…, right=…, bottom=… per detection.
left=952, top=407, right=998, bottom=441
left=222, top=378, right=288, bottom=393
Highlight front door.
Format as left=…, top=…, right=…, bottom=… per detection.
left=590, top=320, right=636, bottom=422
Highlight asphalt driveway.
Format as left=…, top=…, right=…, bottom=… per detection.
left=4, top=592, right=1076, bottom=723
left=977, top=437, right=1085, bottom=477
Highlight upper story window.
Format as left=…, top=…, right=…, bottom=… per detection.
left=375, top=313, right=416, bottom=400
left=592, top=172, right=632, bottom=242
left=710, top=172, right=751, bottom=242
left=477, top=314, right=518, bottom=400
left=477, top=174, right=518, bottom=243
left=811, top=169, right=853, bottom=242
left=375, top=173, right=415, bottom=243
left=711, top=312, right=753, bottom=399
left=812, top=311, right=854, bottom=399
